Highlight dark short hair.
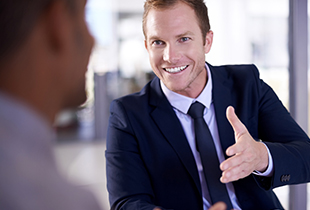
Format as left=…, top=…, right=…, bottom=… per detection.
left=0, top=0, right=77, bottom=62
left=142, top=0, right=210, bottom=44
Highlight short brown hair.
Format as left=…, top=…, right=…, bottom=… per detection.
left=142, top=0, right=211, bottom=43
left=0, top=0, right=77, bottom=63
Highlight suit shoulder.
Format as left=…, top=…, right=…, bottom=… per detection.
left=210, top=63, right=260, bottom=81
left=110, top=78, right=159, bottom=113
left=211, top=63, right=259, bottom=74
left=113, top=80, right=153, bottom=103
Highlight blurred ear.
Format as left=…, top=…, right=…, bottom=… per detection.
left=41, top=0, right=73, bottom=54
left=144, top=39, right=148, bottom=51
left=204, top=30, right=213, bottom=54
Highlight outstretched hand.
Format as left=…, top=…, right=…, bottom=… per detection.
left=220, top=106, right=269, bottom=183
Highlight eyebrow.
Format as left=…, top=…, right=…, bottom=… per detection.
left=175, top=31, right=195, bottom=39
left=148, top=35, right=161, bottom=41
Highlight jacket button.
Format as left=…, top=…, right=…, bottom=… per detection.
left=281, top=175, right=290, bottom=182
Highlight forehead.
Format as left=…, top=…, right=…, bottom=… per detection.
left=145, top=2, right=201, bottom=39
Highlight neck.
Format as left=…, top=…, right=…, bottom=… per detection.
left=0, top=61, right=61, bottom=126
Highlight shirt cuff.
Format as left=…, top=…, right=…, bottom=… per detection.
left=252, top=142, right=274, bottom=177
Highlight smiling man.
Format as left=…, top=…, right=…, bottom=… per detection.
left=144, top=2, right=211, bottom=99
left=106, top=0, right=310, bottom=210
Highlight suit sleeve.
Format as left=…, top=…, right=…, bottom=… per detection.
left=250, top=66, right=310, bottom=190
left=106, top=99, right=166, bottom=210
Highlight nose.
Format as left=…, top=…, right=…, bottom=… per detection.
left=163, top=44, right=181, bottom=63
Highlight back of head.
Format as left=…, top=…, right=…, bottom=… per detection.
left=142, top=0, right=211, bottom=40
left=0, top=0, right=76, bottom=64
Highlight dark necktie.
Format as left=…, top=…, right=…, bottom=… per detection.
left=188, top=101, right=233, bottom=209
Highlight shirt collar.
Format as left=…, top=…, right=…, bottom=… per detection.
left=161, top=63, right=213, bottom=114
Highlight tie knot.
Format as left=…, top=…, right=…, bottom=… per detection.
left=187, top=101, right=205, bottom=119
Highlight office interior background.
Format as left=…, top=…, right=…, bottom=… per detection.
left=53, top=0, right=310, bottom=209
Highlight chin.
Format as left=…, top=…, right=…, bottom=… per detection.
left=64, top=90, right=87, bottom=109
left=75, top=93, right=88, bottom=107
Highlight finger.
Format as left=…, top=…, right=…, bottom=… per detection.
left=221, top=162, right=252, bottom=183
left=225, top=135, right=250, bottom=157
left=220, top=153, right=245, bottom=171
left=209, top=202, right=227, bottom=210
left=223, top=140, right=258, bottom=171
left=226, top=106, right=247, bottom=138
left=225, top=140, right=246, bottom=157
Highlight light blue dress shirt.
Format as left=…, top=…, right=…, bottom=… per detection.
left=160, top=64, right=273, bottom=210
left=0, top=91, right=102, bottom=210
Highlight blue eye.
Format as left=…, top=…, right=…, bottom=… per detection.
left=153, top=40, right=164, bottom=46
left=180, top=37, right=190, bottom=42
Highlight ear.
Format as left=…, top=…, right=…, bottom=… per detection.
left=41, top=0, right=73, bottom=54
left=204, top=30, right=213, bottom=54
left=144, top=39, right=149, bottom=51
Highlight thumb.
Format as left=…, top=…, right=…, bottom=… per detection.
left=226, top=106, right=247, bottom=138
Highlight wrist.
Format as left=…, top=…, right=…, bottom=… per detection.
left=256, top=142, right=269, bottom=172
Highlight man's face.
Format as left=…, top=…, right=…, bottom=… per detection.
left=62, top=0, right=94, bottom=108
left=144, top=2, right=213, bottom=98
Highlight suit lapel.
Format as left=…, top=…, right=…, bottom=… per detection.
left=149, top=78, right=202, bottom=195
left=209, top=65, right=236, bottom=155
left=147, top=65, right=237, bottom=193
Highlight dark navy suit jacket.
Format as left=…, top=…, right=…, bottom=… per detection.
left=106, top=64, right=310, bottom=210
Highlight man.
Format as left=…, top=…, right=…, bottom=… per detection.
left=106, top=0, right=310, bottom=209
left=0, top=0, right=102, bottom=209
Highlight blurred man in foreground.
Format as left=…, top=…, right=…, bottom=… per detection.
left=0, top=0, right=103, bottom=209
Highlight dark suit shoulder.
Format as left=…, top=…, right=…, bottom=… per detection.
left=209, top=63, right=260, bottom=81
left=111, top=78, right=155, bottom=107
left=109, top=77, right=164, bottom=128
left=114, top=81, right=151, bottom=103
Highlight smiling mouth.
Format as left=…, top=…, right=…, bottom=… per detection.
left=164, top=65, right=189, bottom=73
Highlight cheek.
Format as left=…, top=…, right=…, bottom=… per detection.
left=190, top=43, right=205, bottom=54
left=189, top=45, right=206, bottom=63
left=149, top=50, right=162, bottom=65
left=81, top=27, right=94, bottom=57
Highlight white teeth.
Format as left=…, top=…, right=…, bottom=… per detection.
left=164, top=65, right=188, bottom=73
